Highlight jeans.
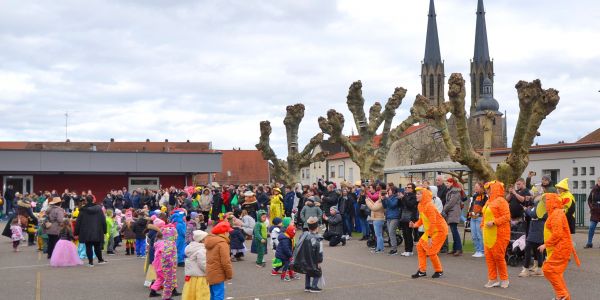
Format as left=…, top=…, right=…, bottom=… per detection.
left=210, top=282, right=225, bottom=300
left=588, top=220, right=598, bottom=245
left=305, top=275, right=320, bottom=289
left=342, top=214, right=353, bottom=236
left=471, top=217, right=484, bottom=253
left=449, top=223, right=462, bottom=251
left=387, top=219, right=399, bottom=251
left=359, top=217, right=370, bottom=238
left=373, top=220, right=385, bottom=251
left=135, top=238, right=146, bottom=256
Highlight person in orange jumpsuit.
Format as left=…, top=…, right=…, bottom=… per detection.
left=538, top=193, right=581, bottom=300
left=410, top=187, right=448, bottom=279
left=482, top=180, right=511, bottom=288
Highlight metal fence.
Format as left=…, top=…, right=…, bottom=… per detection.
left=574, top=193, right=588, bottom=227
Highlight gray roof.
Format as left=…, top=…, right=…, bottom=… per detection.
left=384, top=161, right=469, bottom=174
left=423, top=0, right=442, bottom=65
left=475, top=77, right=500, bottom=113
left=473, top=0, right=490, bottom=63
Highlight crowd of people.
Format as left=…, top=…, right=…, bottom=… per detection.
left=0, top=173, right=598, bottom=300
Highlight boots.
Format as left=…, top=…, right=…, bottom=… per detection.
left=171, top=288, right=182, bottom=296
left=149, top=289, right=160, bottom=297
left=125, top=248, right=131, bottom=255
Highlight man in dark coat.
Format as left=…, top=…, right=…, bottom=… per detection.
left=3, top=185, right=15, bottom=216
left=75, top=195, right=107, bottom=266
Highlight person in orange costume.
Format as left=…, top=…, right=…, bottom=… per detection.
left=410, top=187, right=448, bottom=279
left=538, top=193, right=581, bottom=300
left=482, top=180, right=511, bottom=288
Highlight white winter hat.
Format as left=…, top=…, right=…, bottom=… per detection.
left=193, top=230, right=208, bottom=242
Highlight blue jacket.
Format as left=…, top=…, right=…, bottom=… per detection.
left=131, top=194, right=141, bottom=209
left=382, top=195, right=400, bottom=220
left=284, top=192, right=295, bottom=213
left=230, top=228, right=246, bottom=250
left=275, top=233, right=293, bottom=261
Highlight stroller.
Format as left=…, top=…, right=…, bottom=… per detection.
left=366, top=221, right=403, bottom=249
left=505, top=219, right=526, bottom=267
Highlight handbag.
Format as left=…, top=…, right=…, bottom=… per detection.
left=399, top=209, right=413, bottom=223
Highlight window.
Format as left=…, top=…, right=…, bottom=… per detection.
left=429, top=74, right=434, bottom=98
left=591, top=167, right=596, bottom=176
left=581, top=167, right=587, bottom=176
left=129, top=177, right=159, bottom=191
left=338, top=165, right=345, bottom=178
left=348, top=167, right=354, bottom=183
left=573, top=181, right=579, bottom=189
left=301, top=169, right=305, bottom=179
left=573, top=167, right=578, bottom=176
left=582, top=181, right=587, bottom=189
left=305, top=168, right=310, bottom=180
left=330, top=166, right=335, bottom=179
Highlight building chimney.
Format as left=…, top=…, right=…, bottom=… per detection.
left=146, top=139, right=150, bottom=142
left=66, top=139, right=70, bottom=142
left=90, top=143, right=97, bottom=151
left=110, top=138, right=114, bottom=142
left=165, top=139, right=169, bottom=142
left=186, top=140, right=190, bottom=143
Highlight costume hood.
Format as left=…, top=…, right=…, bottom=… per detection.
left=416, top=187, right=433, bottom=205
left=545, top=193, right=562, bottom=216
left=285, top=224, right=296, bottom=239
left=256, top=210, right=267, bottom=222
left=485, top=180, right=505, bottom=200
left=170, top=211, right=185, bottom=224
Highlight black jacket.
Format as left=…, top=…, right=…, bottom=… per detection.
left=275, top=233, right=293, bottom=261
left=322, top=191, right=339, bottom=216
left=292, top=231, right=323, bottom=276
left=230, top=228, right=245, bottom=250
left=133, top=218, right=148, bottom=239
left=75, top=204, right=107, bottom=243
left=327, top=213, right=343, bottom=235
left=400, top=192, right=418, bottom=222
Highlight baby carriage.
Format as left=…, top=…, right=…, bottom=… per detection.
left=505, top=219, right=526, bottom=267
left=366, top=221, right=403, bottom=249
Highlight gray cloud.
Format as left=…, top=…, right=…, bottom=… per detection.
left=0, top=0, right=598, bottom=157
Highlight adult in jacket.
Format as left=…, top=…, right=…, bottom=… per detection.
left=75, top=195, right=107, bottom=266
left=283, top=186, right=295, bottom=217
left=482, top=181, right=511, bottom=288
left=382, top=190, right=400, bottom=255
left=300, top=197, right=322, bottom=230
left=399, top=184, right=419, bottom=256
left=211, top=189, right=224, bottom=222
left=443, top=178, right=464, bottom=255
left=321, top=185, right=339, bottom=219
left=338, top=188, right=355, bottom=238
left=586, top=178, right=600, bottom=248
left=366, top=192, right=385, bottom=253
left=539, top=193, right=580, bottom=300
left=322, top=206, right=345, bottom=247
left=410, top=187, right=448, bottom=279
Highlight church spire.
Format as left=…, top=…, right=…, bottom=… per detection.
left=473, top=0, right=490, bottom=63
left=424, top=0, right=441, bottom=65
left=421, top=0, right=444, bottom=107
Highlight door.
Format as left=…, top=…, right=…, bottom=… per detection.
left=3, top=176, right=33, bottom=195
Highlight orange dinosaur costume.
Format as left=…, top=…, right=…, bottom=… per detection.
left=482, top=181, right=511, bottom=286
left=542, top=193, right=581, bottom=300
left=412, top=187, right=448, bottom=275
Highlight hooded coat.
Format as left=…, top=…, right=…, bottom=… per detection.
left=275, top=226, right=295, bottom=261
left=75, top=203, right=107, bottom=243
left=204, top=234, right=233, bottom=285
left=542, top=193, right=581, bottom=300
left=443, top=187, right=463, bottom=224
left=251, top=210, right=268, bottom=254
left=184, top=241, right=207, bottom=277
left=300, top=201, right=322, bottom=229
left=269, top=193, right=284, bottom=224
left=170, top=212, right=187, bottom=263
left=482, top=181, right=511, bottom=281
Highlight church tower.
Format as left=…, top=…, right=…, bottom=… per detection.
left=421, top=0, right=444, bottom=107
left=469, top=0, right=494, bottom=116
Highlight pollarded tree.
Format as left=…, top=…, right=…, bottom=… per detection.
left=410, top=73, right=560, bottom=185
left=318, top=81, right=423, bottom=181
left=256, top=104, right=328, bottom=185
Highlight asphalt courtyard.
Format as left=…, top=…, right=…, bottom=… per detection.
left=1, top=226, right=599, bottom=300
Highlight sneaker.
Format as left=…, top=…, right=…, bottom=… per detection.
left=98, top=260, right=107, bottom=265
left=87, top=264, right=94, bottom=268
left=388, top=250, right=398, bottom=256
left=342, top=238, right=347, bottom=246
left=472, top=252, right=484, bottom=258
left=304, top=288, right=311, bottom=292
left=309, top=287, right=322, bottom=293
left=584, top=243, right=593, bottom=249
left=484, top=280, right=500, bottom=288
left=411, top=270, right=427, bottom=279
left=107, top=252, right=116, bottom=256
left=518, top=267, right=530, bottom=277
left=532, top=268, right=544, bottom=277
left=402, top=252, right=413, bottom=257
left=346, top=235, right=352, bottom=240
left=281, top=276, right=291, bottom=282
left=500, top=280, right=509, bottom=288
left=432, top=272, right=443, bottom=279
left=271, top=270, right=281, bottom=276
left=371, top=250, right=383, bottom=254
left=149, top=289, right=160, bottom=297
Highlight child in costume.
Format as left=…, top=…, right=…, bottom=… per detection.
left=269, top=217, right=282, bottom=251
left=269, top=188, right=284, bottom=224
left=182, top=230, right=210, bottom=300
left=482, top=181, right=511, bottom=288
left=105, top=210, right=117, bottom=255
left=144, top=215, right=165, bottom=287
left=185, top=212, right=199, bottom=244
left=252, top=210, right=268, bottom=267
left=120, top=218, right=136, bottom=255
left=114, top=209, right=124, bottom=248
left=205, top=221, right=234, bottom=300
left=229, top=218, right=246, bottom=262
left=275, top=224, right=299, bottom=281
left=170, top=210, right=187, bottom=267
left=149, top=224, right=181, bottom=299
left=539, top=193, right=581, bottom=300
left=410, top=187, right=448, bottom=279
left=50, top=219, right=83, bottom=267
left=10, top=218, right=23, bottom=252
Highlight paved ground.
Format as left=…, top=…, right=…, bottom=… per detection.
left=1, top=225, right=600, bottom=300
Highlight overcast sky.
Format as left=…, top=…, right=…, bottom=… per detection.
left=0, top=0, right=598, bottom=157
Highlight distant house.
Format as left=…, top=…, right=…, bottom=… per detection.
left=194, top=149, right=270, bottom=186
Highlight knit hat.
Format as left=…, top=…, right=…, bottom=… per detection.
left=330, top=206, right=338, bottom=213
left=193, top=230, right=208, bottom=242
left=272, top=217, right=282, bottom=226
left=190, top=212, right=199, bottom=219
left=211, top=221, right=234, bottom=235
left=282, top=217, right=292, bottom=229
